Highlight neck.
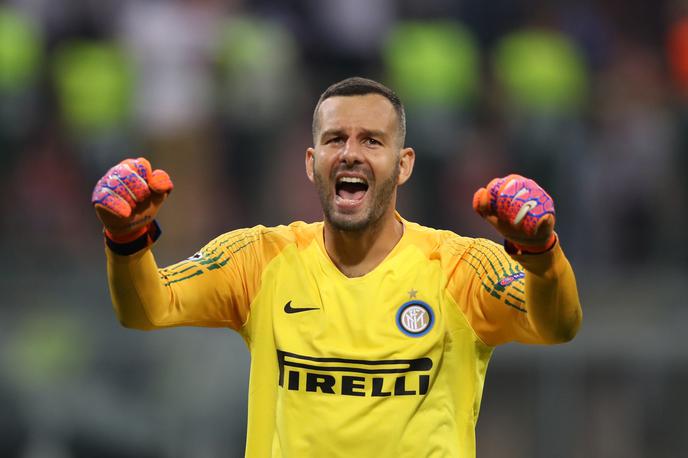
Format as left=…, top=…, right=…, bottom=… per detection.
left=323, top=208, right=404, bottom=278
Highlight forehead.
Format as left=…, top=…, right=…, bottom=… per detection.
left=317, top=94, right=398, bottom=135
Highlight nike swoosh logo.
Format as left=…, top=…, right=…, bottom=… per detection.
left=284, top=301, right=319, bottom=314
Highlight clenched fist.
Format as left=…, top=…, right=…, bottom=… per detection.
left=92, top=157, right=173, bottom=241
left=473, top=174, right=556, bottom=253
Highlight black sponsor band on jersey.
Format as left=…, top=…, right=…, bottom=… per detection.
left=276, top=350, right=432, bottom=397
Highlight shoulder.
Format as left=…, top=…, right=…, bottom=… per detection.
left=211, top=221, right=322, bottom=255
left=401, top=218, right=510, bottom=266
left=402, top=219, right=475, bottom=256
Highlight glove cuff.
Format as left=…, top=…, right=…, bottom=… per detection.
left=105, top=221, right=161, bottom=255
left=506, top=233, right=557, bottom=255
left=104, top=225, right=149, bottom=243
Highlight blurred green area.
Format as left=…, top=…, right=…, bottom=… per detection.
left=53, top=41, right=133, bottom=134
left=0, top=6, right=41, bottom=90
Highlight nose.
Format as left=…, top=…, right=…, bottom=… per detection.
left=340, top=138, right=363, bottom=166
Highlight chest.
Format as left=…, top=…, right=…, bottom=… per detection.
left=245, top=244, right=483, bottom=401
left=261, top=248, right=455, bottom=361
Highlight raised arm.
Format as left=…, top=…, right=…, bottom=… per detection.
left=92, top=158, right=253, bottom=331
left=472, top=174, right=582, bottom=344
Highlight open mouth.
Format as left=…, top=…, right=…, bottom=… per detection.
left=335, top=176, right=369, bottom=202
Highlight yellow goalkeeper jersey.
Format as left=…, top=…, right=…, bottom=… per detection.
left=106, top=214, right=580, bottom=458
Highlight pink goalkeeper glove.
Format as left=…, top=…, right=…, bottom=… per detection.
left=92, top=157, right=173, bottom=242
left=473, top=174, right=556, bottom=254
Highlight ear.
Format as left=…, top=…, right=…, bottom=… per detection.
left=305, top=147, right=315, bottom=183
left=397, top=147, right=415, bottom=186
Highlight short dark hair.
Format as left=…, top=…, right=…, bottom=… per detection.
left=312, top=77, right=406, bottom=147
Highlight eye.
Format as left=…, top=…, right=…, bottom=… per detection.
left=325, top=136, right=344, bottom=145
left=364, top=138, right=381, bottom=146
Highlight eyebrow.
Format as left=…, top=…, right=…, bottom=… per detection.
left=319, top=128, right=389, bottom=142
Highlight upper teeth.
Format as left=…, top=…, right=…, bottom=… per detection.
left=339, top=177, right=366, bottom=184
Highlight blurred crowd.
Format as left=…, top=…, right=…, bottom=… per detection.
left=1, top=0, right=687, bottom=457
left=2, top=0, right=687, bottom=265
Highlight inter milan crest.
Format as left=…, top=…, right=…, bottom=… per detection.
left=396, top=300, right=434, bottom=337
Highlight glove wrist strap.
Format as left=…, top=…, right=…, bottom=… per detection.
left=104, top=225, right=149, bottom=243
left=105, top=221, right=161, bottom=255
left=506, top=233, right=557, bottom=255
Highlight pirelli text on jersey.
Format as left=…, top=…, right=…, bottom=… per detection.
left=276, top=350, right=432, bottom=397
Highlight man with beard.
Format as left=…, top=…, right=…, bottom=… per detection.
left=94, top=77, right=581, bottom=457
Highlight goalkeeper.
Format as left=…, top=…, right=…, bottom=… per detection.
left=93, top=77, right=581, bottom=458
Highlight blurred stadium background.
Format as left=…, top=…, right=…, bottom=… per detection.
left=1, top=0, right=687, bottom=456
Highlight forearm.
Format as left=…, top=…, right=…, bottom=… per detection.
left=106, top=246, right=170, bottom=330
left=512, top=241, right=582, bottom=343
left=105, top=231, right=250, bottom=331
left=94, top=158, right=243, bottom=330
